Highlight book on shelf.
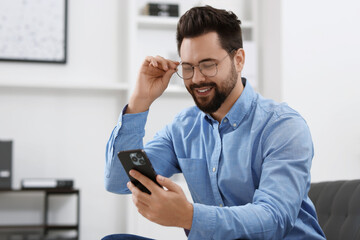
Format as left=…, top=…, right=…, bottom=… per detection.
left=143, top=3, right=179, bottom=17
left=21, top=178, right=74, bottom=189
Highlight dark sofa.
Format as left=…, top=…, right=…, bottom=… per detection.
left=309, top=179, right=360, bottom=240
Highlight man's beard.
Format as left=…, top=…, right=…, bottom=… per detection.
left=186, top=63, right=238, bottom=113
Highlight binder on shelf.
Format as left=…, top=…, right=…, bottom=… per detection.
left=0, top=140, right=12, bottom=189
left=21, top=178, right=74, bottom=189
left=143, top=3, right=179, bottom=17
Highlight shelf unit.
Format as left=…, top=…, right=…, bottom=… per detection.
left=0, top=188, right=80, bottom=240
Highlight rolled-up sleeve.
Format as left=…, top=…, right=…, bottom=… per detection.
left=104, top=105, right=149, bottom=194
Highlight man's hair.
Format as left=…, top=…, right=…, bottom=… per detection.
left=176, top=5, right=242, bottom=55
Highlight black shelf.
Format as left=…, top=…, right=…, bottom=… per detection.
left=0, top=225, right=45, bottom=229
left=46, top=225, right=78, bottom=230
left=0, top=189, right=80, bottom=239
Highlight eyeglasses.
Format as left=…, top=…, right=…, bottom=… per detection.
left=176, top=53, right=232, bottom=80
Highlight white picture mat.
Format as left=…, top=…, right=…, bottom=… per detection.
left=0, top=0, right=67, bottom=62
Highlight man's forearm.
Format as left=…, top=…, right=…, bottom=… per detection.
left=126, top=92, right=153, bottom=114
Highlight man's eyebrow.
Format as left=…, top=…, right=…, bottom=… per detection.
left=181, top=58, right=216, bottom=65
left=199, top=58, right=216, bottom=63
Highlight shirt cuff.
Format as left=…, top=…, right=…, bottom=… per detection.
left=188, top=203, right=216, bottom=240
left=119, top=104, right=149, bottom=134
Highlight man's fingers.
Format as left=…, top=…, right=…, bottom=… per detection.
left=128, top=182, right=151, bottom=213
left=154, top=55, right=169, bottom=71
left=132, top=192, right=150, bottom=208
left=129, top=170, right=162, bottom=194
left=156, top=175, right=181, bottom=192
left=168, top=60, right=180, bottom=70
left=145, top=56, right=178, bottom=71
left=163, top=68, right=176, bottom=81
left=127, top=181, right=151, bottom=204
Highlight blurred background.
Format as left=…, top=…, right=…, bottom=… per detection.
left=0, top=0, right=359, bottom=239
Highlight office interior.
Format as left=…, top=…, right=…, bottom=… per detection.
left=0, top=0, right=359, bottom=239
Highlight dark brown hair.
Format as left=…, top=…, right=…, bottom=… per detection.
left=176, top=5, right=242, bottom=55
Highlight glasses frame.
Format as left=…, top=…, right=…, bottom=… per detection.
left=176, top=50, right=236, bottom=80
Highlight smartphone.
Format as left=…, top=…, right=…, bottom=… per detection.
left=117, top=149, right=162, bottom=194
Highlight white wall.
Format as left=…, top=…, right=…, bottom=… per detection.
left=258, top=0, right=282, bottom=102
left=281, top=0, right=360, bottom=182
left=260, top=0, right=360, bottom=182
left=0, top=0, right=128, bottom=239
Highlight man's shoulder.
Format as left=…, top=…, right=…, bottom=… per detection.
left=255, top=95, right=302, bottom=121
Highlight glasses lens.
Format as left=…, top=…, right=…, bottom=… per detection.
left=176, top=60, right=218, bottom=80
left=177, top=63, right=193, bottom=80
left=199, top=61, right=217, bottom=77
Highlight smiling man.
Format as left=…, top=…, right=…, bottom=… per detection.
left=104, top=6, right=325, bottom=240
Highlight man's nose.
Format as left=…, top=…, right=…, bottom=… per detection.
left=192, top=67, right=206, bottom=84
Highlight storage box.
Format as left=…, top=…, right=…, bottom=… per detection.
left=0, top=140, right=12, bottom=189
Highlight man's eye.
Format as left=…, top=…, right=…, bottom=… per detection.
left=201, top=62, right=216, bottom=69
left=182, top=65, right=193, bottom=71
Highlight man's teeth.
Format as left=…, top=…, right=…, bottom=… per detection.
left=198, top=88, right=211, bottom=93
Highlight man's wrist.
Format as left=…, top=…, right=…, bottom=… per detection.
left=126, top=95, right=152, bottom=114
left=182, top=202, right=194, bottom=230
left=125, top=104, right=149, bottom=114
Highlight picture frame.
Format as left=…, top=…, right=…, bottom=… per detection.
left=0, top=0, right=68, bottom=64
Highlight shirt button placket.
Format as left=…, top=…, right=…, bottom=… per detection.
left=209, top=123, right=224, bottom=207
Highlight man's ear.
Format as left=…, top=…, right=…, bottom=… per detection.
left=233, top=48, right=245, bottom=73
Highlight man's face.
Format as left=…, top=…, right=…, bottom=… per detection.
left=179, top=32, right=240, bottom=114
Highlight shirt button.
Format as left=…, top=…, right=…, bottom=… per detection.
left=233, top=123, right=237, bottom=127
left=223, top=119, right=228, bottom=123
left=219, top=204, right=223, bottom=207
left=212, top=167, right=216, bottom=172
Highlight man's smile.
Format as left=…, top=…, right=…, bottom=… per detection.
left=194, top=86, right=214, bottom=96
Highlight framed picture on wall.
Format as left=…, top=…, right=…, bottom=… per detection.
left=0, top=0, right=68, bottom=64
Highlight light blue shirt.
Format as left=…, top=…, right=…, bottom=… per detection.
left=105, top=79, right=325, bottom=240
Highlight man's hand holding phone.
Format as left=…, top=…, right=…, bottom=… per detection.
left=117, top=149, right=193, bottom=229
left=127, top=169, right=193, bottom=230
left=127, top=56, right=179, bottom=114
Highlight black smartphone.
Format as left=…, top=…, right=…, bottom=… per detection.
left=117, top=149, right=162, bottom=194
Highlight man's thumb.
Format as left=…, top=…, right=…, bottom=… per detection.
left=157, top=175, right=179, bottom=192
left=163, top=68, right=176, bottom=81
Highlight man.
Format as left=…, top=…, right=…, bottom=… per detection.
left=104, top=6, right=325, bottom=240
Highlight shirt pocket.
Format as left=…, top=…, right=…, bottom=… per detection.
left=178, top=158, right=213, bottom=204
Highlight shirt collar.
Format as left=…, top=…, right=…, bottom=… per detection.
left=226, top=78, right=255, bottom=129
left=203, top=78, right=256, bottom=129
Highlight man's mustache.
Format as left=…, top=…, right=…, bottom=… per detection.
left=189, top=82, right=217, bottom=91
